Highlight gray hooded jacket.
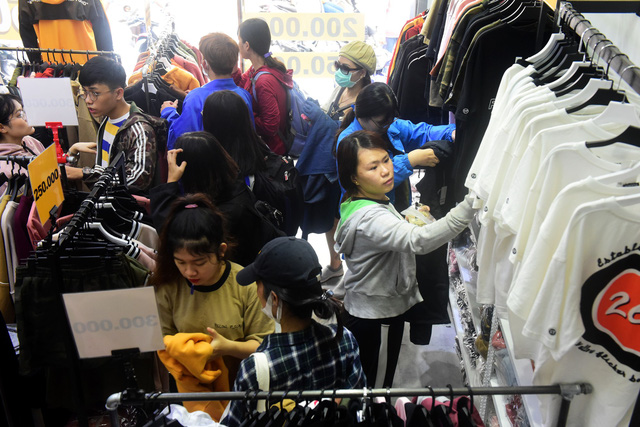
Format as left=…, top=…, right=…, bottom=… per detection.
left=335, top=194, right=476, bottom=318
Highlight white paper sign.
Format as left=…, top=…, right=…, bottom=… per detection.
left=63, top=287, right=164, bottom=359
left=17, top=76, right=79, bottom=126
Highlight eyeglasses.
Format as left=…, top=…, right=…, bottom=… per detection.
left=79, top=89, right=112, bottom=101
left=334, top=60, right=361, bottom=75
left=370, top=117, right=394, bottom=131
left=11, top=110, right=27, bottom=121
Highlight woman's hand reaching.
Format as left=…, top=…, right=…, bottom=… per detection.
left=167, top=149, right=187, bottom=183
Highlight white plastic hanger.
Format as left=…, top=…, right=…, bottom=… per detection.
left=592, top=101, right=640, bottom=127
left=543, top=28, right=599, bottom=89
left=84, top=222, right=131, bottom=246
left=614, top=192, right=640, bottom=207
left=554, top=77, right=614, bottom=109
left=526, top=33, right=565, bottom=63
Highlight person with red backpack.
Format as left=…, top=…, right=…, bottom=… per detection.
left=233, top=18, right=293, bottom=156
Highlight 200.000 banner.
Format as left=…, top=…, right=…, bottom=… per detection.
left=243, top=13, right=364, bottom=41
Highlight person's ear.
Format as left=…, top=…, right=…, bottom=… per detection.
left=218, top=242, right=228, bottom=259
left=351, top=175, right=359, bottom=186
left=114, top=87, right=125, bottom=101
left=0, top=124, right=7, bottom=134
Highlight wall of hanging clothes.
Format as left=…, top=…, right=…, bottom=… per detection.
left=104, top=383, right=592, bottom=427
left=388, top=0, right=558, bottom=212
left=0, top=46, right=121, bottom=150
left=0, top=152, right=159, bottom=427
left=459, top=1, right=640, bottom=426
left=124, top=30, right=207, bottom=117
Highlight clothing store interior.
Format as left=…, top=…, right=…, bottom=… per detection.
left=1, top=0, right=640, bottom=426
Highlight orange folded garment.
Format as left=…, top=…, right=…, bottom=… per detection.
left=158, top=333, right=230, bottom=421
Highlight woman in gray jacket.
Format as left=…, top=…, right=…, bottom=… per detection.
left=335, top=130, right=479, bottom=387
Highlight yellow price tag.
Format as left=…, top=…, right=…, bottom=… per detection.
left=27, top=144, right=64, bottom=223
left=244, top=13, right=365, bottom=41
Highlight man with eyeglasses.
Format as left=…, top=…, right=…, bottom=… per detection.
left=66, top=56, right=166, bottom=194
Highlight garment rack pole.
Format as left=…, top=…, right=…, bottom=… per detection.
left=106, top=383, right=592, bottom=426
left=0, top=46, right=121, bottom=63
left=559, top=1, right=640, bottom=94
left=0, top=155, right=34, bottom=168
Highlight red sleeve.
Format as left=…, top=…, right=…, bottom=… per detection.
left=253, top=74, right=283, bottom=137
left=232, top=68, right=251, bottom=90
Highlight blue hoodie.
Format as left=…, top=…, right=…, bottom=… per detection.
left=336, top=118, right=455, bottom=203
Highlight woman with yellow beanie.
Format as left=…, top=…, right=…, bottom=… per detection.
left=322, top=41, right=377, bottom=124
left=317, top=41, right=377, bottom=284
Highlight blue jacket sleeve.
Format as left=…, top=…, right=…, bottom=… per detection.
left=392, top=153, right=414, bottom=186
left=162, top=94, right=204, bottom=150
left=160, top=107, right=179, bottom=150
left=391, top=120, right=456, bottom=152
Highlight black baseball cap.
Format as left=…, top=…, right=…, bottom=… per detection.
left=237, top=237, right=322, bottom=288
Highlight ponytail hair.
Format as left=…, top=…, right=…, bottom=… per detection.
left=262, top=282, right=345, bottom=342
left=239, top=18, right=287, bottom=74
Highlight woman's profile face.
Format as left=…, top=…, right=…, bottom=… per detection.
left=173, top=247, right=225, bottom=286
left=1, top=100, right=35, bottom=140
left=360, top=114, right=394, bottom=135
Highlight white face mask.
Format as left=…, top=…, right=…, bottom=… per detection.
left=261, top=293, right=282, bottom=332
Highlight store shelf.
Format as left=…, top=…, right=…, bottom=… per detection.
left=449, top=284, right=483, bottom=387
left=490, top=377, right=513, bottom=427
left=499, top=317, right=544, bottom=426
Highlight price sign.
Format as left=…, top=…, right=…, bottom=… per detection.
left=244, top=52, right=340, bottom=79
left=244, top=13, right=365, bottom=41
left=27, top=144, right=64, bottom=222
left=0, top=0, right=20, bottom=42
left=63, top=287, right=165, bottom=359
left=17, top=77, right=79, bottom=126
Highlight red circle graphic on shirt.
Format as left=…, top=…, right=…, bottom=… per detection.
left=593, top=269, right=640, bottom=357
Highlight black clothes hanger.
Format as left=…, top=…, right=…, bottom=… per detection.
left=586, top=126, right=640, bottom=148
left=430, top=385, right=454, bottom=427
left=239, top=390, right=261, bottom=427
left=456, top=386, right=478, bottom=427
left=283, top=390, right=308, bottom=426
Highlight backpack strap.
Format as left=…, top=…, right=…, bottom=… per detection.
left=251, top=70, right=294, bottom=152
left=252, top=352, right=270, bottom=412
left=250, top=70, right=273, bottom=101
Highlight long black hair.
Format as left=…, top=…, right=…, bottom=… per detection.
left=174, top=131, right=240, bottom=202
left=238, top=18, right=288, bottom=74
left=336, top=130, right=390, bottom=202
left=202, top=91, right=267, bottom=176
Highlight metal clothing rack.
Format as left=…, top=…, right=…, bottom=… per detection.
left=0, top=46, right=121, bottom=64
left=57, top=152, right=126, bottom=247
left=106, top=383, right=592, bottom=427
left=0, top=155, right=35, bottom=168
left=140, top=20, right=176, bottom=113
left=557, top=1, right=640, bottom=94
